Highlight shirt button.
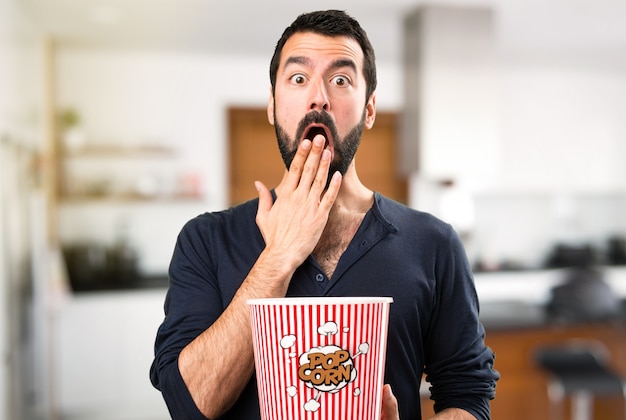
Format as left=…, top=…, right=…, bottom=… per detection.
left=315, top=273, right=325, bottom=282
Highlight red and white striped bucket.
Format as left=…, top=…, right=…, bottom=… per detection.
left=248, top=297, right=393, bottom=420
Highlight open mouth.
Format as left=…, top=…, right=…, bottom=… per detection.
left=303, top=125, right=331, bottom=148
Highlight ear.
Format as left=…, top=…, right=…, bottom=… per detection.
left=364, top=92, right=377, bottom=129
left=267, top=88, right=275, bottom=126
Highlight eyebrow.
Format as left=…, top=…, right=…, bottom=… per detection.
left=284, top=56, right=358, bottom=74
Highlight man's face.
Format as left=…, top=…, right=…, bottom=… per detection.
left=268, top=32, right=376, bottom=177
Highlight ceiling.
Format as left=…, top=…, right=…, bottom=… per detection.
left=19, top=0, right=626, bottom=66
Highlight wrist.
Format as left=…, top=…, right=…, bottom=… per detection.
left=242, top=249, right=298, bottom=298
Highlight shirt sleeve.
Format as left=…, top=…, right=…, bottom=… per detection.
left=423, top=226, right=499, bottom=420
left=149, top=217, right=221, bottom=420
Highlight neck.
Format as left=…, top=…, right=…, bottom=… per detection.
left=328, top=165, right=374, bottom=218
left=314, top=167, right=372, bottom=278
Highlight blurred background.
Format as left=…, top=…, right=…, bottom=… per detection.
left=1, top=0, right=625, bottom=418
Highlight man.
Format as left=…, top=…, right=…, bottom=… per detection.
left=150, top=10, right=498, bottom=420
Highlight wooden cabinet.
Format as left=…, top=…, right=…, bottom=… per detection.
left=421, top=322, right=626, bottom=419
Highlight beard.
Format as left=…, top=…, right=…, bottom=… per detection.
left=274, top=108, right=366, bottom=187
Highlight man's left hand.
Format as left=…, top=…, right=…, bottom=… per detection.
left=381, top=384, right=399, bottom=420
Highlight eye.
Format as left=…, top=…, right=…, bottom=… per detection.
left=289, top=74, right=307, bottom=85
left=332, top=75, right=350, bottom=87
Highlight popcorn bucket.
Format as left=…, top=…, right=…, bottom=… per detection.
left=247, top=297, right=393, bottom=420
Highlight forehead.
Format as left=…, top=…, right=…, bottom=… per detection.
left=279, top=32, right=365, bottom=72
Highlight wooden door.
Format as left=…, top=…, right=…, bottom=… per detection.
left=228, top=108, right=407, bottom=206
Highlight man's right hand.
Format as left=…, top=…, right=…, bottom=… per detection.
left=255, top=134, right=341, bottom=274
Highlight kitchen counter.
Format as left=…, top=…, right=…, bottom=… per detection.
left=475, top=265, right=626, bottom=303
left=424, top=267, right=626, bottom=420
left=479, top=298, right=626, bottom=330
left=475, top=265, right=626, bottom=328
left=479, top=300, right=547, bottom=329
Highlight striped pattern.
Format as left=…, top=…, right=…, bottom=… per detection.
left=249, top=297, right=392, bottom=420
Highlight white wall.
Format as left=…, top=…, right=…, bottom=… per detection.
left=498, top=59, right=626, bottom=194
left=466, top=53, right=626, bottom=267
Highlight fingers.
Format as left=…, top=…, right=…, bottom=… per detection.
left=380, top=384, right=399, bottom=420
left=256, top=180, right=272, bottom=214
left=303, top=135, right=331, bottom=193
left=284, top=135, right=329, bottom=193
left=319, top=171, right=341, bottom=211
left=281, top=139, right=311, bottom=190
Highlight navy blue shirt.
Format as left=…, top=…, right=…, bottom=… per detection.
left=150, top=193, right=498, bottom=419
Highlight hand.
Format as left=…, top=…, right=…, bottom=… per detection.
left=255, top=135, right=341, bottom=271
left=381, top=384, right=399, bottom=420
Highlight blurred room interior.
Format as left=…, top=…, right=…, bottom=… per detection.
left=1, top=0, right=626, bottom=418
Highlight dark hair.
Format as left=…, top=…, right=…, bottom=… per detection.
left=269, top=10, right=377, bottom=101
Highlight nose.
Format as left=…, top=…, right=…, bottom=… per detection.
left=309, top=81, right=329, bottom=111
